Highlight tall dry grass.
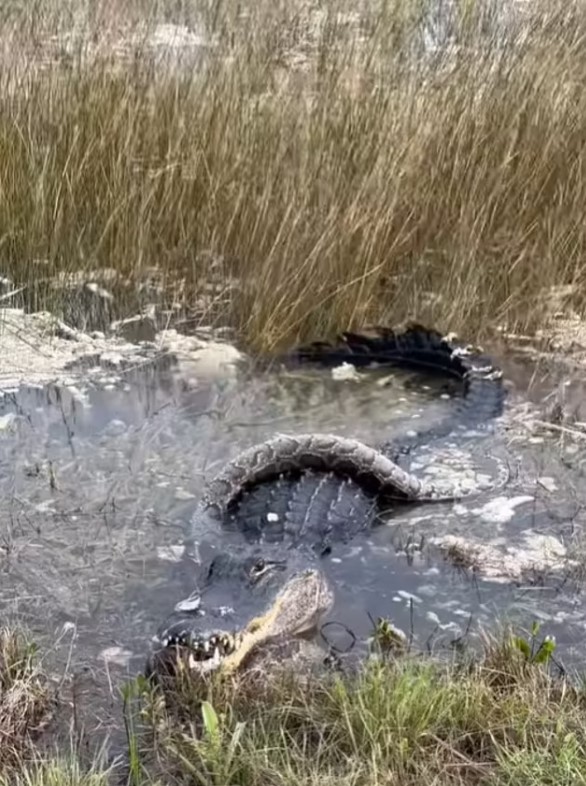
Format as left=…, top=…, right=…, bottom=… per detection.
left=0, top=0, right=585, bottom=350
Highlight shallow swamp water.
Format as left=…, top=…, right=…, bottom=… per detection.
left=1, top=330, right=586, bottom=747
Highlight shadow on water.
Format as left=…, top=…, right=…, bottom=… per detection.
left=1, top=343, right=586, bottom=753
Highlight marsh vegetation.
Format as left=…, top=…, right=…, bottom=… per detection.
left=4, top=623, right=586, bottom=785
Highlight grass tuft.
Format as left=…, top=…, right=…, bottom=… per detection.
left=0, top=627, right=53, bottom=774
left=0, top=759, right=110, bottom=786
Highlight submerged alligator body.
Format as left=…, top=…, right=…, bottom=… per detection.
left=151, top=323, right=507, bottom=676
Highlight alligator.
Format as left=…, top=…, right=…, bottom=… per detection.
left=150, top=323, right=507, bottom=677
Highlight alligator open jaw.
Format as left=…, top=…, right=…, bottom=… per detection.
left=157, top=626, right=243, bottom=673
left=152, top=569, right=335, bottom=679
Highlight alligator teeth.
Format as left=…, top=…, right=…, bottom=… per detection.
left=166, top=630, right=238, bottom=662
left=188, top=646, right=224, bottom=675
left=193, top=642, right=210, bottom=660
left=451, top=346, right=472, bottom=358
left=163, top=633, right=188, bottom=648
left=188, top=652, right=198, bottom=670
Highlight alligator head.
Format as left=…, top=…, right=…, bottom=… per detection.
left=149, top=549, right=292, bottom=671
left=149, top=564, right=334, bottom=680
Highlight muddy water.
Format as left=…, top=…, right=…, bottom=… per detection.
left=1, top=345, right=586, bottom=742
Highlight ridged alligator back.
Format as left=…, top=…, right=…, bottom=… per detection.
left=220, top=471, right=380, bottom=549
